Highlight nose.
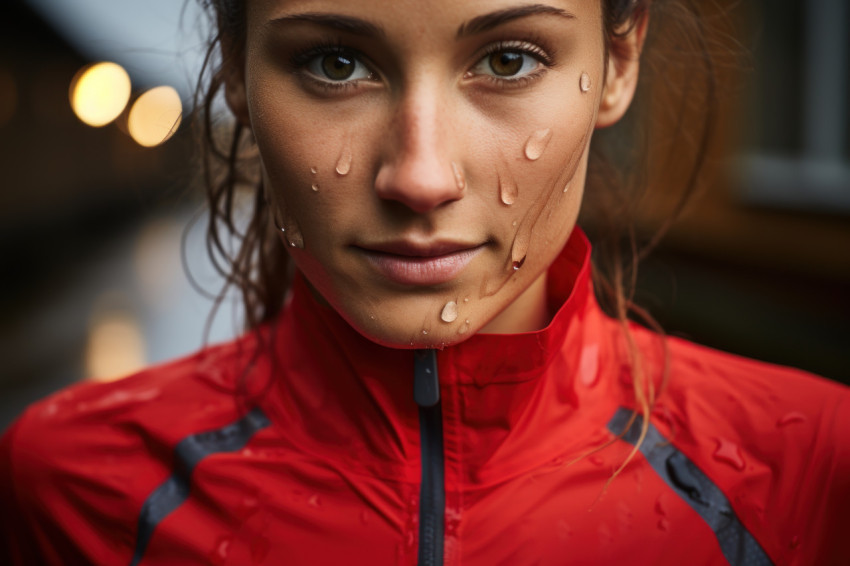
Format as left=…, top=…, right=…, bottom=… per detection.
left=374, top=91, right=463, bottom=213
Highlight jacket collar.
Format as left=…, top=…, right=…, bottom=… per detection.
left=267, top=228, right=618, bottom=483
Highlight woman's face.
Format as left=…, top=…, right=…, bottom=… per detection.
left=232, top=0, right=633, bottom=348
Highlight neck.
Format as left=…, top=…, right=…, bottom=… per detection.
left=479, top=273, right=550, bottom=334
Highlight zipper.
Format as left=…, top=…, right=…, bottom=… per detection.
left=414, top=349, right=444, bottom=566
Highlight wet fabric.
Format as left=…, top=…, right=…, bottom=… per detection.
left=2, top=229, right=849, bottom=565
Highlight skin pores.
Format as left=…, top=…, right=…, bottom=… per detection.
left=236, top=0, right=609, bottom=348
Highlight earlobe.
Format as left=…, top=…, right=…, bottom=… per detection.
left=595, top=12, right=649, bottom=129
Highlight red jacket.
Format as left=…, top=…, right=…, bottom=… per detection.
left=2, top=230, right=849, bottom=565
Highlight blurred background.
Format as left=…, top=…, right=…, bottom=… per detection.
left=0, top=0, right=848, bottom=430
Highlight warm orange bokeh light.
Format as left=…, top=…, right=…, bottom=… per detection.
left=127, top=85, right=182, bottom=147
left=69, top=62, right=132, bottom=127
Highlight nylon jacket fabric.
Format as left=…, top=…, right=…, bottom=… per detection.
left=1, top=229, right=849, bottom=565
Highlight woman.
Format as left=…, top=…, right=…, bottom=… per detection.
left=2, top=0, right=848, bottom=564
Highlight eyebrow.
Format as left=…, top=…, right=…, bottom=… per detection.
left=268, top=12, right=385, bottom=38
left=267, top=4, right=575, bottom=41
left=457, top=4, right=577, bottom=38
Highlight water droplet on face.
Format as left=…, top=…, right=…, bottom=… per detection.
left=524, top=128, right=552, bottom=161
left=286, top=223, right=305, bottom=249
left=441, top=301, right=459, bottom=323
left=463, top=297, right=469, bottom=303
left=776, top=411, right=806, bottom=428
left=563, top=182, right=570, bottom=193
left=458, top=320, right=470, bottom=335
left=512, top=257, right=526, bottom=271
left=451, top=161, right=466, bottom=191
left=499, top=175, right=518, bottom=205
left=512, top=220, right=517, bottom=227
left=580, top=72, right=592, bottom=93
left=335, top=143, right=352, bottom=175
left=422, top=329, right=429, bottom=335
left=311, top=183, right=319, bottom=192
left=712, top=438, right=745, bottom=471
left=310, top=166, right=317, bottom=175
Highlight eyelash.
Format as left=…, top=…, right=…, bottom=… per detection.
left=470, top=39, right=554, bottom=88
left=289, top=40, right=377, bottom=93
left=289, top=37, right=555, bottom=93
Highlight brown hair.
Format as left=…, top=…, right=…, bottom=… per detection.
left=193, top=0, right=722, bottom=465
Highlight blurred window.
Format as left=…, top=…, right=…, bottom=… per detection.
left=737, top=0, right=849, bottom=213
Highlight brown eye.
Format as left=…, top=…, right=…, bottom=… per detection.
left=488, top=51, right=524, bottom=76
left=321, top=53, right=356, bottom=81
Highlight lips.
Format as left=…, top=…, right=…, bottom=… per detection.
left=356, top=241, right=485, bottom=286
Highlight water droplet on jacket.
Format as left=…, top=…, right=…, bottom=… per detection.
left=657, top=518, right=670, bottom=532
left=579, top=344, right=600, bottom=387
left=776, top=411, right=806, bottom=428
left=790, top=535, right=801, bottom=549
left=41, top=403, right=59, bottom=418
left=499, top=176, right=517, bottom=205
left=713, top=438, right=745, bottom=471
left=210, top=536, right=231, bottom=565
left=451, top=161, right=466, bottom=191
left=360, top=510, right=372, bottom=525
left=589, top=455, right=604, bottom=467
left=335, top=144, right=352, bottom=175
left=251, top=537, right=271, bottom=563
left=310, top=166, right=318, bottom=175
left=441, top=301, right=459, bottom=323
left=580, top=72, right=591, bottom=93
left=556, top=519, right=572, bottom=541
left=308, top=493, right=321, bottom=508
left=524, top=128, right=552, bottom=161
left=654, top=495, right=667, bottom=517
left=311, top=183, right=319, bottom=192
left=666, top=452, right=708, bottom=505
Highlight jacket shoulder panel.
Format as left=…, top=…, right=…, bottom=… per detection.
left=659, top=338, right=850, bottom=565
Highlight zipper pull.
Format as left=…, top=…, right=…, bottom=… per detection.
left=414, top=350, right=440, bottom=407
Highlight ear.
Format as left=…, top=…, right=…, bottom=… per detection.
left=595, top=11, right=649, bottom=129
left=221, top=42, right=252, bottom=128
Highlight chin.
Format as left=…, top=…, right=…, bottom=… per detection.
left=345, top=311, right=478, bottom=350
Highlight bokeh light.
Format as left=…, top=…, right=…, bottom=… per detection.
left=127, top=85, right=182, bottom=147
left=85, top=305, right=147, bottom=382
left=69, top=62, right=131, bottom=127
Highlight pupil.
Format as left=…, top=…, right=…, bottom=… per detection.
left=491, top=52, right=523, bottom=76
left=322, top=54, right=355, bottom=80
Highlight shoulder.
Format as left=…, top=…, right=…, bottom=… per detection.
left=0, top=334, right=267, bottom=564
left=659, top=337, right=850, bottom=564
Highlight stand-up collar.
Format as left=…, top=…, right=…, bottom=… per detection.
left=268, top=228, right=617, bottom=483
